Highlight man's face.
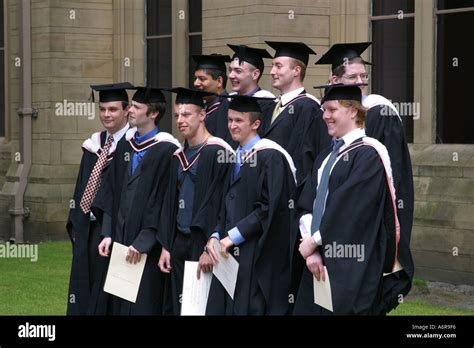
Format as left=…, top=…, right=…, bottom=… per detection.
left=174, top=103, right=204, bottom=140
left=193, top=69, right=221, bottom=94
left=332, top=62, right=369, bottom=95
left=322, top=100, right=357, bottom=139
left=128, top=101, right=155, bottom=129
left=99, top=101, right=129, bottom=134
left=228, top=59, right=258, bottom=94
left=228, top=109, right=259, bottom=145
left=270, top=56, right=298, bottom=91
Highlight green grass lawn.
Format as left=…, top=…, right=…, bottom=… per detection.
left=0, top=241, right=72, bottom=315
left=389, top=300, right=474, bottom=315
left=0, top=241, right=473, bottom=315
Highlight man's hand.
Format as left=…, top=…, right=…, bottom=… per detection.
left=206, top=237, right=220, bottom=265
left=220, top=236, right=233, bottom=259
left=126, top=245, right=142, bottom=264
left=299, top=235, right=317, bottom=259
left=98, top=237, right=112, bottom=257
left=196, top=251, right=213, bottom=280
left=158, top=248, right=172, bottom=273
left=306, top=250, right=325, bottom=281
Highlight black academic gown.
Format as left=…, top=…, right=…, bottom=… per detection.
left=66, top=131, right=122, bottom=316
left=94, top=132, right=179, bottom=315
left=260, top=91, right=331, bottom=183
left=157, top=141, right=233, bottom=315
left=365, top=104, right=415, bottom=313
left=292, top=139, right=397, bottom=315
left=205, top=147, right=296, bottom=315
left=205, top=93, right=238, bottom=148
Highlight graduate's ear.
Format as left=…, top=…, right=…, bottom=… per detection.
left=251, top=68, right=261, bottom=82
left=251, top=118, right=261, bottom=130
left=331, top=75, right=340, bottom=84
left=293, top=64, right=302, bottom=78
left=216, top=75, right=224, bottom=89
left=198, top=106, right=206, bottom=122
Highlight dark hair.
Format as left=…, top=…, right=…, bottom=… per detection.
left=147, top=102, right=167, bottom=125
left=121, top=101, right=129, bottom=110
left=201, top=68, right=228, bottom=89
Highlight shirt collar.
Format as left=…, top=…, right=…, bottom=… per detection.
left=246, top=86, right=261, bottom=96
left=336, top=128, right=366, bottom=152
left=107, top=123, right=130, bottom=145
left=280, top=87, right=305, bottom=106
left=135, top=127, right=159, bottom=144
left=238, top=134, right=261, bottom=152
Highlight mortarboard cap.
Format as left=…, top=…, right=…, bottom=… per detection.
left=315, top=42, right=372, bottom=71
left=90, top=82, right=134, bottom=103
left=192, top=54, right=231, bottom=73
left=164, top=87, right=216, bottom=108
left=265, top=41, right=317, bottom=66
left=314, top=83, right=367, bottom=104
left=132, top=86, right=166, bottom=104
left=227, top=44, right=272, bottom=74
left=226, top=94, right=276, bottom=113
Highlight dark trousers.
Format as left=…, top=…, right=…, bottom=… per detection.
left=170, top=232, right=193, bottom=315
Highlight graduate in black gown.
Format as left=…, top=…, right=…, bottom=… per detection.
left=316, top=42, right=414, bottom=313
left=66, top=82, right=132, bottom=315
left=156, top=88, right=234, bottom=315
left=204, top=95, right=297, bottom=315
left=192, top=54, right=236, bottom=147
left=226, top=44, right=276, bottom=123
left=95, top=86, right=180, bottom=315
left=262, top=41, right=331, bottom=183
left=293, top=84, right=400, bottom=315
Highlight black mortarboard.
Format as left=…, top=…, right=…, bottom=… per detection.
left=315, top=42, right=372, bottom=71
left=165, top=87, right=216, bottom=108
left=265, top=41, right=317, bottom=66
left=132, top=86, right=166, bottom=104
left=90, top=82, right=134, bottom=103
left=314, top=83, right=367, bottom=103
left=227, top=44, right=272, bottom=73
left=226, top=95, right=276, bottom=113
left=192, top=54, right=231, bottom=72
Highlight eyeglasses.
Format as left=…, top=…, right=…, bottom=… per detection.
left=342, top=73, right=369, bottom=82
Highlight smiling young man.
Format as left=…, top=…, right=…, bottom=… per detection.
left=203, top=95, right=296, bottom=315
left=227, top=44, right=276, bottom=123
left=316, top=42, right=414, bottom=314
left=293, top=84, right=399, bottom=315
left=192, top=54, right=234, bottom=146
left=155, top=88, right=234, bottom=315
left=66, top=82, right=132, bottom=316
left=95, top=86, right=180, bottom=315
left=263, top=41, right=331, bottom=183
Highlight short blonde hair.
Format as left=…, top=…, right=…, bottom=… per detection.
left=338, top=99, right=366, bottom=127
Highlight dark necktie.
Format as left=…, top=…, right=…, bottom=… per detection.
left=310, top=139, right=345, bottom=234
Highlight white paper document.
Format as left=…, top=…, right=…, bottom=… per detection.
left=211, top=238, right=239, bottom=299
left=103, top=242, right=147, bottom=303
left=180, top=261, right=212, bottom=316
left=313, top=266, right=333, bottom=312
